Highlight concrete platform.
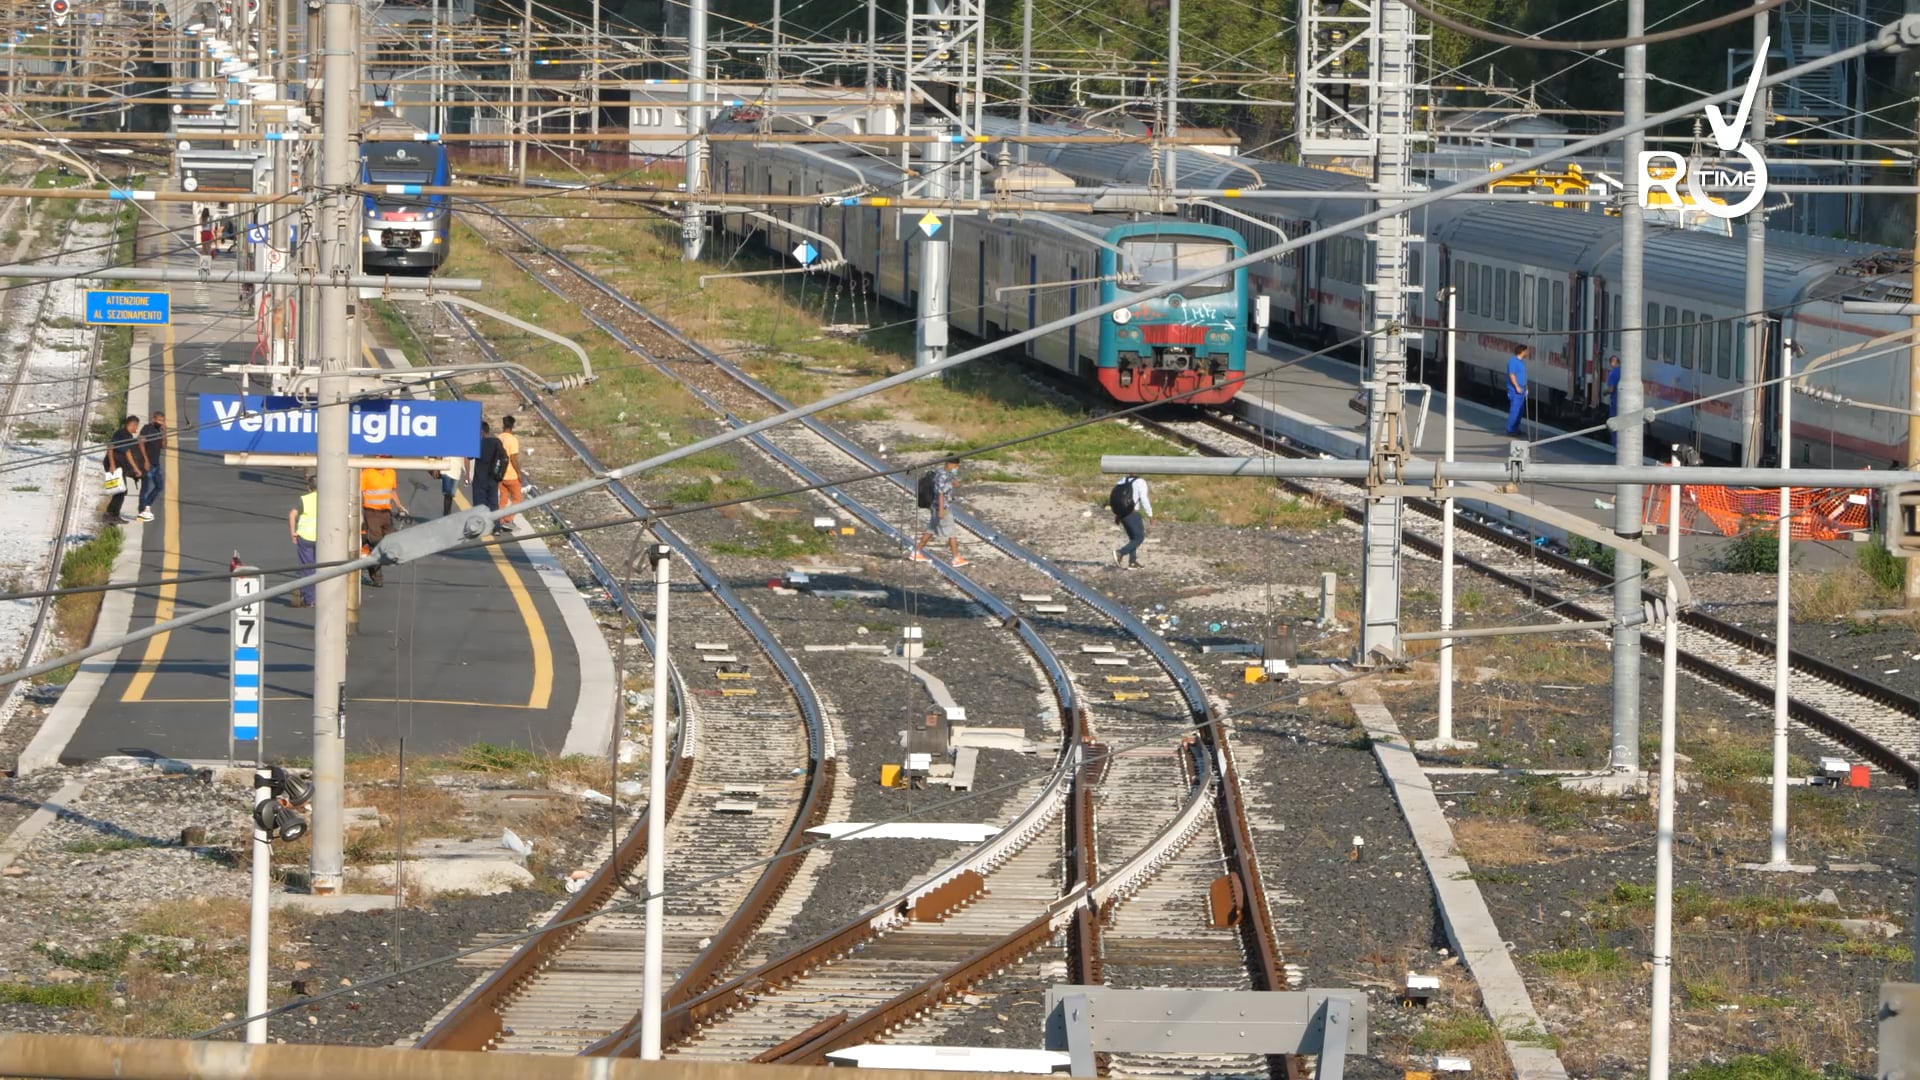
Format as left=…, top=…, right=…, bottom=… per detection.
left=34, top=204, right=611, bottom=767
left=1239, top=342, right=1863, bottom=565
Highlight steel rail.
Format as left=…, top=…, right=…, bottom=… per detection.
left=479, top=213, right=1293, bottom=1068
left=1195, top=407, right=1920, bottom=787
left=464, top=213, right=1102, bottom=1059
left=411, top=303, right=829, bottom=1050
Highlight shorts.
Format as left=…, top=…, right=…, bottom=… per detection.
left=927, top=510, right=952, bottom=539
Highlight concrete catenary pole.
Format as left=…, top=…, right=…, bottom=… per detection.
left=1648, top=446, right=1682, bottom=1080
left=1164, top=0, right=1177, bottom=192
left=270, top=0, right=291, bottom=368
left=308, top=0, right=358, bottom=896
left=639, top=546, right=672, bottom=1058
left=912, top=0, right=953, bottom=368
left=681, top=0, right=706, bottom=260
left=246, top=767, right=271, bottom=1045
left=1610, top=0, right=1648, bottom=779
left=1016, top=0, right=1030, bottom=162
left=517, top=0, right=531, bottom=186
left=1908, top=95, right=1920, bottom=606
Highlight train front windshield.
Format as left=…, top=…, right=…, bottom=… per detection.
left=363, top=144, right=445, bottom=216
left=1120, top=237, right=1235, bottom=298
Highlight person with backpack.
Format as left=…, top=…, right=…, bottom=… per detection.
left=1110, top=473, right=1152, bottom=569
left=474, top=420, right=505, bottom=518
left=910, top=458, right=967, bottom=566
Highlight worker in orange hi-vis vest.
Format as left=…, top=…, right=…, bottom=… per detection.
left=360, top=457, right=398, bottom=588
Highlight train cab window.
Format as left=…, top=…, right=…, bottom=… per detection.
left=1494, top=269, right=1508, bottom=322
left=1507, top=272, right=1521, bottom=326
left=1679, top=310, right=1696, bottom=369
left=1521, top=276, right=1535, bottom=328
left=1120, top=234, right=1235, bottom=297
left=1550, top=281, right=1564, bottom=332
left=1716, top=321, right=1733, bottom=378
left=1662, top=305, right=1679, bottom=364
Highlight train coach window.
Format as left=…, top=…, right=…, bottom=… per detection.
left=1663, top=305, right=1679, bottom=365
left=1612, top=296, right=1623, bottom=353
left=1679, top=310, right=1696, bottom=369
left=1716, top=321, right=1733, bottom=378
left=1495, top=269, right=1508, bottom=322
left=1480, top=264, right=1492, bottom=317
left=1646, top=304, right=1660, bottom=359
left=1551, top=281, right=1564, bottom=332
left=1452, top=260, right=1464, bottom=303
left=1507, top=271, right=1521, bottom=326
left=1521, top=276, right=1535, bottom=328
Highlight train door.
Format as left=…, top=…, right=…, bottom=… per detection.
left=1580, top=276, right=1601, bottom=409
left=1753, top=314, right=1787, bottom=466
left=1299, top=242, right=1318, bottom=334
left=1067, top=263, right=1079, bottom=373
left=977, top=238, right=988, bottom=336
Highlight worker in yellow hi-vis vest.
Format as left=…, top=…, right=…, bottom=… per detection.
left=360, top=458, right=398, bottom=588
left=286, top=473, right=318, bottom=607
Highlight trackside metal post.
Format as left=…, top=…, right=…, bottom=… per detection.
left=641, top=544, right=672, bottom=1059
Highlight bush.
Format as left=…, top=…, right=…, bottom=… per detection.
left=1567, top=536, right=1615, bottom=574
left=1860, top=539, right=1904, bottom=595
left=1718, top=526, right=1779, bottom=574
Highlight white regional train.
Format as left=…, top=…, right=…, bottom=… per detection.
left=989, top=117, right=1915, bottom=470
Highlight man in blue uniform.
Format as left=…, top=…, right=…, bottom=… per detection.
left=1504, top=345, right=1530, bottom=437
left=1604, top=355, right=1622, bottom=444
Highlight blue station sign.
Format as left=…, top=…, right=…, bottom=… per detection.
left=197, top=395, right=484, bottom=457
left=84, top=290, right=171, bottom=325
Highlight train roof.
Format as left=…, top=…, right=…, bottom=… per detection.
left=1430, top=201, right=1621, bottom=268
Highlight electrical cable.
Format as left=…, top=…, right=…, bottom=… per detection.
left=1376, top=0, right=1789, bottom=52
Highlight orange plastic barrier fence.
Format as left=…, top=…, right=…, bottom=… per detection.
left=1642, top=482, right=1871, bottom=541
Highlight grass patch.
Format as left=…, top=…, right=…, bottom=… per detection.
left=1792, top=563, right=1897, bottom=622
left=0, top=982, right=105, bottom=1008
left=1533, top=945, right=1627, bottom=977
left=59, top=835, right=155, bottom=854
left=1591, top=884, right=1840, bottom=933
left=710, top=516, right=836, bottom=559
left=35, top=934, right=138, bottom=973
left=455, top=742, right=543, bottom=773
left=1860, top=539, right=1906, bottom=595
left=12, top=484, right=39, bottom=491
left=1841, top=939, right=1914, bottom=964
left=14, top=424, right=58, bottom=441
left=1687, top=734, right=1810, bottom=783
left=1469, top=774, right=1612, bottom=831
left=1675, top=1051, right=1838, bottom=1080
left=54, top=525, right=122, bottom=648
left=1451, top=818, right=1548, bottom=868
left=1411, top=1012, right=1500, bottom=1053
left=368, top=299, right=430, bottom=366
left=664, top=475, right=761, bottom=506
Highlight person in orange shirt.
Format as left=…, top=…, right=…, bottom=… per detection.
left=496, top=415, right=526, bottom=534
left=360, top=458, right=398, bottom=587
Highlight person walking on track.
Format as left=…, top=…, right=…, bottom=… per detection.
left=360, top=456, right=397, bottom=588
left=496, top=415, right=526, bottom=534
left=910, top=458, right=967, bottom=566
left=104, top=414, right=144, bottom=523
left=1504, top=345, right=1530, bottom=437
left=474, top=420, right=504, bottom=515
left=287, top=473, right=317, bottom=607
left=1110, top=473, right=1152, bottom=569
left=135, top=412, right=167, bottom=522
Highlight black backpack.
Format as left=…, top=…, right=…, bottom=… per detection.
left=1109, top=478, right=1136, bottom=520
left=915, top=470, right=936, bottom=509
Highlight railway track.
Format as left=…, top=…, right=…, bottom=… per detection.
left=0, top=192, right=113, bottom=726
left=411, top=318, right=835, bottom=1054
left=1153, top=406, right=1920, bottom=784
left=456, top=208, right=1295, bottom=1072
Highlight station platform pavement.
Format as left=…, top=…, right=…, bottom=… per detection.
left=1235, top=341, right=1860, bottom=563
left=38, top=222, right=612, bottom=767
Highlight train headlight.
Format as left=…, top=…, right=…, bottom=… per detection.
left=1207, top=330, right=1231, bottom=343
left=1112, top=308, right=1132, bottom=325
